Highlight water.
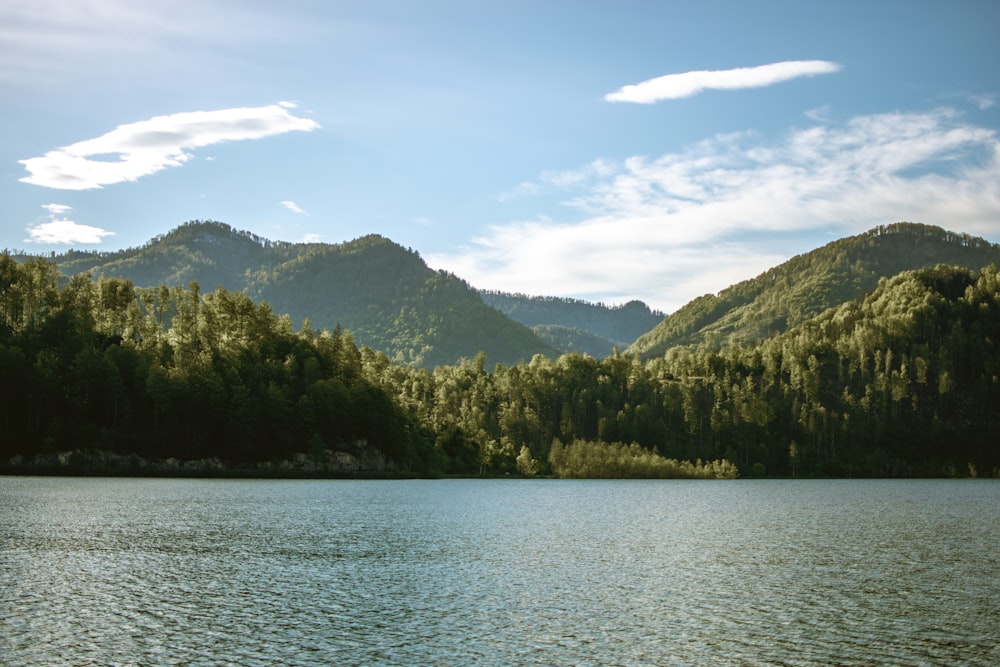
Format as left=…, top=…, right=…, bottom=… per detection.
left=1, top=478, right=998, bottom=666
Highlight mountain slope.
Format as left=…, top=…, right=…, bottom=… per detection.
left=480, top=292, right=664, bottom=357
left=42, top=221, right=556, bottom=368
left=54, top=222, right=274, bottom=291
left=243, top=235, right=557, bottom=367
left=628, top=222, right=1000, bottom=359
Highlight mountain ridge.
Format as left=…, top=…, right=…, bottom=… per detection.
left=479, top=291, right=665, bottom=357
left=15, top=220, right=1000, bottom=366
left=28, top=221, right=557, bottom=368
left=627, top=222, right=1000, bottom=358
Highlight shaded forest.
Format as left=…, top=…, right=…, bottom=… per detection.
left=0, top=255, right=433, bottom=475
left=3, top=246, right=998, bottom=478
left=480, top=291, right=664, bottom=357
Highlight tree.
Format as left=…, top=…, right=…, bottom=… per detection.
left=515, top=444, right=540, bottom=476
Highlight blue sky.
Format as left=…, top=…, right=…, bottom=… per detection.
left=3, top=0, right=999, bottom=312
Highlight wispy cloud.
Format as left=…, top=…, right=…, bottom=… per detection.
left=19, top=103, right=319, bottom=190
left=0, top=2, right=325, bottom=87
left=26, top=204, right=115, bottom=244
left=804, top=105, right=833, bottom=123
left=969, top=93, right=996, bottom=111
left=428, top=109, right=1000, bottom=312
left=41, top=203, right=72, bottom=215
left=281, top=200, right=307, bottom=214
left=605, top=60, right=841, bottom=104
left=495, top=181, right=541, bottom=202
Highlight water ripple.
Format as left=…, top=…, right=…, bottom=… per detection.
left=2, top=477, right=998, bottom=666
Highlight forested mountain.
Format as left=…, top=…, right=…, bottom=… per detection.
left=242, top=235, right=556, bottom=368
left=368, top=262, right=1000, bottom=478
left=628, top=223, right=1000, bottom=358
left=3, top=237, right=998, bottom=478
left=53, top=222, right=274, bottom=292
left=0, top=255, right=430, bottom=473
left=31, top=221, right=556, bottom=368
left=479, top=292, right=664, bottom=357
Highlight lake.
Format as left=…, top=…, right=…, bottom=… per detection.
left=1, top=477, right=998, bottom=666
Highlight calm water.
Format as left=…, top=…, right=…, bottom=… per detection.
left=1, top=477, right=998, bottom=666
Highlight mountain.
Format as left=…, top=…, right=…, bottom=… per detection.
left=5, top=223, right=998, bottom=477
left=53, top=221, right=274, bottom=292
left=39, top=221, right=556, bottom=368
left=628, top=222, right=1000, bottom=359
left=479, top=292, right=665, bottom=357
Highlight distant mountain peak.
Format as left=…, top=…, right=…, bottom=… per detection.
left=628, top=222, right=1000, bottom=358
left=40, top=220, right=555, bottom=368
left=480, top=290, right=665, bottom=356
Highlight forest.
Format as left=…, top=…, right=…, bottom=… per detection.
left=25, top=221, right=560, bottom=369
left=480, top=291, right=664, bottom=357
left=2, top=245, right=998, bottom=478
left=630, top=223, right=1000, bottom=357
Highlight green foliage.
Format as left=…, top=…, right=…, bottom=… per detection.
left=0, top=257, right=429, bottom=473
left=529, top=324, right=623, bottom=358
left=515, top=445, right=541, bottom=476
left=548, top=438, right=739, bottom=479
left=372, top=263, right=1000, bottom=478
left=26, top=221, right=554, bottom=369
left=6, top=224, right=1000, bottom=479
left=481, top=292, right=664, bottom=356
left=629, top=223, right=1000, bottom=358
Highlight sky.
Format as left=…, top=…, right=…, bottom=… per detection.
left=3, top=0, right=999, bottom=313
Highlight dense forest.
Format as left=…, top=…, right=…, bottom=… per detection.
left=629, top=222, right=1000, bottom=358
left=48, top=221, right=665, bottom=362
left=480, top=291, right=664, bottom=357
left=23, top=221, right=999, bottom=370
left=24, top=221, right=556, bottom=368
left=0, top=255, right=433, bottom=475
left=364, top=262, right=1000, bottom=477
left=3, top=243, right=998, bottom=477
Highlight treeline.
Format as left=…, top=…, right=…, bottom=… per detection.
left=39, top=221, right=556, bottom=369
left=3, top=252, right=999, bottom=477
left=365, top=263, right=1000, bottom=477
left=0, top=254, right=433, bottom=474
left=545, top=439, right=739, bottom=479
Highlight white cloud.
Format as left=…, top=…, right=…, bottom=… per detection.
left=428, top=109, right=1000, bottom=312
left=41, top=203, right=72, bottom=215
left=605, top=60, right=842, bottom=104
left=970, top=93, right=995, bottom=111
left=26, top=203, right=115, bottom=244
left=281, top=200, right=307, bottom=214
left=19, top=103, right=320, bottom=190
left=804, top=105, right=833, bottom=123
left=26, top=220, right=115, bottom=244
left=0, top=2, right=326, bottom=87
left=302, top=233, right=322, bottom=243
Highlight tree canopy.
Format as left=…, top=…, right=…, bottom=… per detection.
left=4, top=224, right=999, bottom=479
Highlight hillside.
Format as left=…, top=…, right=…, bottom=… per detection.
left=628, top=223, right=1000, bottom=359
left=479, top=292, right=664, bottom=357
left=4, top=241, right=997, bottom=478
left=371, top=262, right=1000, bottom=477
left=39, top=221, right=556, bottom=368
